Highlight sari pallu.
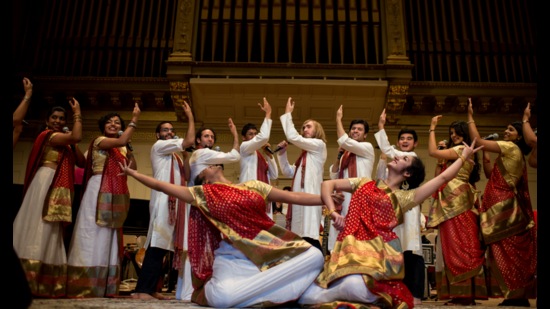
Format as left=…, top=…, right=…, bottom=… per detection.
left=24, top=130, right=75, bottom=223
left=82, top=137, right=130, bottom=260
left=187, top=181, right=311, bottom=306
left=316, top=179, right=415, bottom=309
left=480, top=143, right=536, bottom=299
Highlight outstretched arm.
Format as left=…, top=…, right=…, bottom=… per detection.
left=119, top=159, right=195, bottom=203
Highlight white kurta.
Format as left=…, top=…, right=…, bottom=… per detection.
left=277, top=113, right=326, bottom=240
left=146, top=138, right=186, bottom=251
left=327, top=133, right=375, bottom=250
left=239, top=117, right=278, bottom=184
left=239, top=118, right=278, bottom=218
left=374, top=129, right=422, bottom=255
left=176, top=146, right=241, bottom=301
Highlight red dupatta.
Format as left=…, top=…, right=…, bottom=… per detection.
left=285, top=150, right=307, bottom=229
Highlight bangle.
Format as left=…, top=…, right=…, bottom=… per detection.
left=429, top=129, right=435, bottom=133
left=327, top=209, right=336, bottom=216
left=523, top=119, right=529, bottom=123
left=483, top=159, right=491, bottom=164
left=128, top=122, right=137, bottom=128
left=467, top=120, right=475, bottom=124
left=458, top=154, right=466, bottom=164
left=23, top=96, right=30, bottom=101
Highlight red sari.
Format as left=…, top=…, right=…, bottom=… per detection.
left=315, top=178, right=415, bottom=309
left=480, top=141, right=536, bottom=300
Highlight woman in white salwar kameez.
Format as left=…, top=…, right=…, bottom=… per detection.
left=13, top=100, right=85, bottom=298
left=118, top=162, right=341, bottom=308
left=66, top=103, right=140, bottom=298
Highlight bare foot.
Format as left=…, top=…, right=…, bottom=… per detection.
left=151, top=292, right=173, bottom=300
left=414, top=297, right=422, bottom=305
left=131, top=293, right=157, bottom=300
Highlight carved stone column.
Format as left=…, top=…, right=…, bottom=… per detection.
left=385, top=83, right=409, bottom=125
left=167, top=0, right=198, bottom=62
left=169, top=81, right=192, bottom=122
left=383, top=0, right=410, bottom=65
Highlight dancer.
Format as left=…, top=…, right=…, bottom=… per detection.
left=299, top=139, right=483, bottom=308
left=14, top=98, right=85, bottom=298
left=467, top=98, right=536, bottom=307
left=374, top=108, right=425, bottom=305
left=326, top=105, right=375, bottom=253
left=276, top=96, right=327, bottom=251
left=175, top=118, right=241, bottom=301
left=66, top=103, right=141, bottom=297
left=239, top=97, right=278, bottom=216
left=427, top=115, right=487, bottom=305
left=131, top=101, right=195, bottom=300
left=118, top=161, right=330, bottom=308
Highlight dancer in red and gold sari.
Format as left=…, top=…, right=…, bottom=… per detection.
left=299, top=139, right=483, bottom=309
left=426, top=116, right=488, bottom=305
left=118, top=162, right=331, bottom=308
left=14, top=99, right=85, bottom=298
left=467, top=99, right=536, bottom=307
left=66, top=103, right=140, bottom=298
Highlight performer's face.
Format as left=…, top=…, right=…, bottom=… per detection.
left=158, top=124, right=176, bottom=140
left=46, top=111, right=66, bottom=132
left=349, top=123, right=367, bottom=142
left=104, top=116, right=122, bottom=137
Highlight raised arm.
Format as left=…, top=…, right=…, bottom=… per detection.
left=182, top=100, right=196, bottom=149
left=522, top=102, right=536, bottom=147
left=228, top=117, right=240, bottom=152
left=413, top=139, right=483, bottom=204
left=428, top=115, right=458, bottom=161
left=467, top=98, right=500, bottom=153
left=13, top=77, right=33, bottom=147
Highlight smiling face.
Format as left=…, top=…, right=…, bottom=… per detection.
left=349, top=123, right=367, bottom=142
left=46, top=111, right=67, bottom=132
left=449, top=127, right=464, bottom=146
left=157, top=123, right=176, bottom=140
left=397, top=133, right=417, bottom=152
left=503, top=124, right=519, bottom=142
left=104, top=116, right=122, bottom=137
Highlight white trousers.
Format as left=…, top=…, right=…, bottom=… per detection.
left=205, top=241, right=324, bottom=308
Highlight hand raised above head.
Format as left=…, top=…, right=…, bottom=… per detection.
left=285, top=97, right=295, bottom=114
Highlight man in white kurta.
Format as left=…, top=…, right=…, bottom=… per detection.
left=239, top=98, right=278, bottom=218
left=132, top=103, right=195, bottom=300
left=276, top=97, right=327, bottom=251
left=327, top=106, right=375, bottom=252
left=176, top=119, right=241, bottom=301
left=374, top=108, right=425, bottom=305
